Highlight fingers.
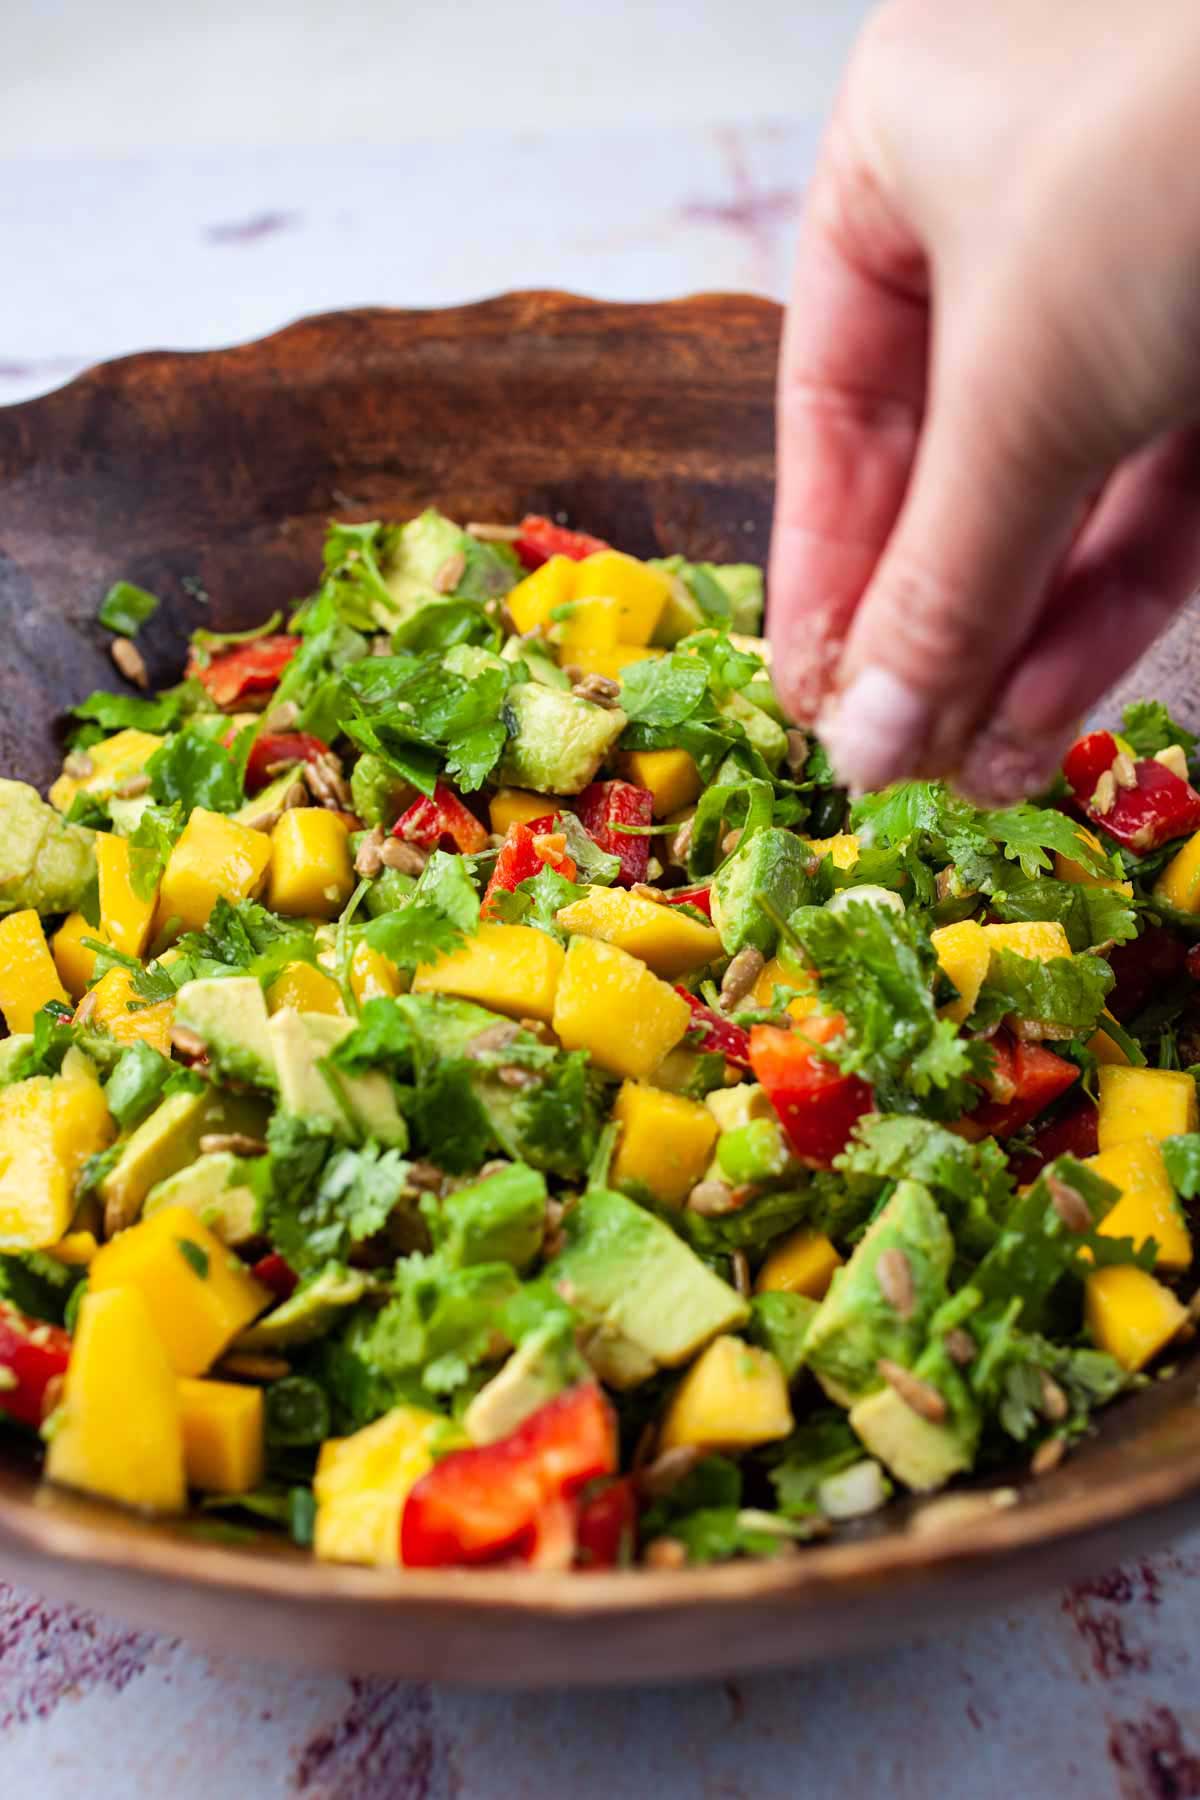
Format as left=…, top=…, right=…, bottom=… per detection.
left=768, top=108, right=929, bottom=725
left=956, top=427, right=1200, bottom=803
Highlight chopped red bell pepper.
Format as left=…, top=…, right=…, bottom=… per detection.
left=187, top=634, right=301, bottom=708
left=400, top=1383, right=618, bottom=1569
left=1029, top=1099, right=1100, bottom=1165
left=514, top=515, right=609, bottom=570
left=675, top=987, right=752, bottom=1068
left=243, top=731, right=330, bottom=794
left=575, top=781, right=654, bottom=887
left=660, top=884, right=713, bottom=918
left=393, top=784, right=488, bottom=856
left=1063, top=731, right=1120, bottom=803
left=0, top=1303, right=71, bottom=1431
left=963, top=1031, right=1079, bottom=1139
left=749, top=1013, right=874, bottom=1167
left=576, top=1476, right=638, bottom=1571
left=251, top=1253, right=299, bottom=1301
left=1063, top=730, right=1200, bottom=853
left=1109, top=926, right=1188, bottom=1020
left=481, top=819, right=578, bottom=915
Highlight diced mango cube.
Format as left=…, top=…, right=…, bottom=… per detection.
left=1086, top=1137, right=1192, bottom=1270
left=751, top=955, right=819, bottom=1020
left=267, top=809, right=354, bottom=919
left=314, top=1406, right=458, bottom=1567
left=158, top=807, right=272, bottom=935
left=611, top=1081, right=719, bottom=1206
left=266, top=960, right=344, bottom=1016
left=51, top=912, right=102, bottom=1001
left=46, top=1287, right=185, bottom=1513
left=802, top=834, right=860, bottom=870
left=489, top=788, right=558, bottom=836
left=350, top=942, right=400, bottom=1005
left=756, top=1228, right=843, bottom=1301
left=48, top=728, right=164, bottom=813
left=1085, top=1265, right=1187, bottom=1372
left=89, top=1204, right=270, bottom=1376
left=1098, top=1065, right=1199, bottom=1150
left=572, top=550, right=671, bottom=645
left=1055, top=824, right=1133, bottom=895
left=552, top=935, right=691, bottom=1078
left=931, top=919, right=990, bottom=1025
left=557, top=594, right=628, bottom=652
left=555, top=885, right=721, bottom=979
left=0, top=1052, right=112, bottom=1249
left=565, top=645, right=665, bottom=681
left=88, top=966, right=174, bottom=1054
left=413, top=921, right=564, bottom=1024
left=96, top=831, right=158, bottom=959
left=982, top=920, right=1073, bottom=965
left=659, top=1336, right=794, bottom=1453
left=0, top=909, right=67, bottom=1033
left=1154, top=831, right=1200, bottom=913
left=617, top=748, right=702, bottom=818
left=506, top=555, right=578, bottom=636
left=177, top=1378, right=265, bottom=1494
left=46, top=1230, right=99, bottom=1267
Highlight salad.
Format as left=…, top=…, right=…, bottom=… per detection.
left=0, top=508, right=1199, bottom=1574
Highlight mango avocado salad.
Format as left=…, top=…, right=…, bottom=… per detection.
left=2, top=508, right=1200, bottom=1572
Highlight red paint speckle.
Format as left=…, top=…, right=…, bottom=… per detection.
left=205, top=211, right=300, bottom=246
left=1108, top=1705, right=1200, bottom=1800
left=0, top=1585, right=157, bottom=1726
left=293, top=1678, right=436, bottom=1798
left=1063, top=1560, right=1163, bottom=1679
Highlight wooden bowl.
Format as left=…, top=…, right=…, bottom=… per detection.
left=1, top=292, right=1198, bottom=1687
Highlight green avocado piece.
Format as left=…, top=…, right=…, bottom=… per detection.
left=426, top=1162, right=547, bottom=1271
left=712, top=564, right=765, bottom=634
left=380, top=509, right=468, bottom=624
left=462, top=1322, right=590, bottom=1444
left=442, top=643, right=508, bottom=682
left=710, top=827, right=812, bottom=957
left=748, top=1291, right=817, bottom=1383
left=704, top=1083, right=775, bottom=1133
left=718, top=691, right=787, bottom=770
left=231, top=769, right=301, bottom=829
left=268, top=1009, right=407, bottom=1148
left=0, top=1036, right=32, bottom=1085
left=501, top=634, right=571, bottom=689
left=716, top=1117, right=791, bottom=1186
left=646, top=1047, right=729, bottom=1100
left=238, top=1264, right=371, bottom=1349
left=106, top=793, right=154, bottom=835
left=649, top=568, right=706, bottom=647
left=498, top=683, right=626, bottom=796
left=143, top=1150, right=262, bottom=1246
left=548, top=1186, right=748, bottom=1387
left=803, top=1180, right=954, bottom=1408
left=174, top=976, right=277, bottom=1090
left=0, top=780, right=96, bottom=917
left=98, top=1087, right=270, bottom=1228
left=349, top=753, right=412, bottom=829
left=742, top=673, right=786, bottom=727
left=849, top=1339, right=981, bottom=1493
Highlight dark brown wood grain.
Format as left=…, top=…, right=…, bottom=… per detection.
left=0, top=293, right=1198, bottom=1685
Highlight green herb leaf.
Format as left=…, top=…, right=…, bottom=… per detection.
left=1122, top=700, right=1197, bottom=761
left=176, top=1238, right=210, bottom=1279
left=971, top=949, right=1114, bottom=1036
left=146, top=725, right=248, bottom=814
left=98, top=581, right=161, bottom=637
left=103, top=1043, right=171, bottom=1129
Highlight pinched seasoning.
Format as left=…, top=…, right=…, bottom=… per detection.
left=877, top=1358, right=948, bottom=1423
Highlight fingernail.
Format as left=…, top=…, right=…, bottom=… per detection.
left=955, top=725, right=1067, bottom=807
left=819, top=667, right=932, bottom=793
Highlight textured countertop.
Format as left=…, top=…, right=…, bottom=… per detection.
left=3, top=101, right=1200, bottom=1800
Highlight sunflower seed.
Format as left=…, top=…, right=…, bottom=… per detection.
left=114, top=773, right=151, bottom=798
left=1031, top=1436, right=1066, bottom=1477
left=731, top=1250, right=751, bottom=1297
left=1039, top=1371, right=1069, bottom=1422
left=784, top=728, right=809, bottom=775
left=571, top=673, right=622, bottom=708
left=668, top=815, right=695, bottom=866
left=943, top=1327, right=977, bottom=1366
left=719, top=946, right=764, bottom=1011
left=379, top=837, right=427, bottom=874
left=630, top=883, right=666, bottom=904
left=465, top=1022, right=520, bottom=1059
left=170, top=1023, right=207, bottom=1059
left=877, top=1357, right=947, bottom=1423
left=198, top=1132, right=268, bottom=1158
left=637, top=1445, right=704, bottom=1499
left=644, top=1537, right=688, bottom=1571
left=218, top=1353, right=291, bottom=1383
left=498, top=1065, right=537, bottom=1089
left=466, top=521, right=522, bottom=542
left=721, top=827, right=743, bottom=856
left=263, top=699, right=299, bottom=732
left=1090, top=770, right=1116, bottom=815
left=1155, top=744, right=1189, bottom=780
left=875, top=1248, right=916, bottom=1319
left=62, top=752, right=95, bottom=780
left=686, top=1178, right=738, bottom=1217
left=1047, top=1172, right=1091, bottom=1233
left=111, top=638, right=149, bottom=689
left=1111, top=752, right=1137, bottom=791
left=434, top=550, right=467, bottom=594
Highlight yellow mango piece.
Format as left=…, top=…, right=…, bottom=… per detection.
left=611, top=1080, right=719, bottom=1206
left=982, top=920, right=1073, bottom=965
left=267, top=809, right=354, bottom=919
left=51, top=912, right=101, bottom=1001
left=617, top=748, right=702, bottom=818
left=1154, top=831, right=1200, bottom=914
left=566, top=645, right=665, bottom=681
left=489, top=788, right=559, bottom=836
left=350, top=942, right=400, bottom=1005
left=46, top=1287, right=185, bottom=1514
left=1086, top=1137, right=1192, bottom=1270
left=413, top=921, right=564, bottom=1024
left=557, top=594, right=628, bottom=652
left=506, top=555, right=578, bottom=635
left=756, top=1227, right=843, bottom=1301
left=0, top=910, right=67, bottom=1033
left=1085, top=1265, right=1187, bottom=1372
left=1055, top=824, right=1133, bottom=896
left=314, top=1405, right=457, bottom=1568
left=48, top=728, right=164, bottom=813
left=572, top=550, right=671, bottom=645
left=931, top=919, right=990, bottom=1025
left=266, top=960, right=344, bottom=1016
left=659, top=1336, right=793, bottom=1454
left=802, top=834, right=860, bottom=871
left=157, top=807, right=272, bottom=936
left=1089, top=1015, right=1132, bottom=1067
left=552, top=934, right=691, bottom=1078
left=89, top=1204, right=270, bottom=1376
left=96, top=832, right=157, bottom=959
left=45, top=1230, right=99, bottom=1267
left=0, top=1054, right=112, bottom=1249
left=177, top=1378, right=265, bottom=1494
left=555, top=885, right=721, bottom=979
left=1098, top=1064, right=1199, bottom=1150
left=88, top=967, right=174, bottom=1053
left=751, top=955, right=819, bottom=1020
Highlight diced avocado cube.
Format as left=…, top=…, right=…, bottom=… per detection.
left=0, top=779, right=96, bottom=918
left=98, top=1088, right=270, bottom=1230
left=238, top=1264, right=370, bottom=1349
left=143, top=1150, right=262, bottom=1246
left=498, top=684, right=627, bottom=796
left=426, top=1162, right=547, bottom=1271
left=380, top=509, right=469, bottom=624
left=462, top=1323, right=589, bottom=1444
left=848, top=1345, right=981, bottom=1495
left=231, top=769, right=302, bottom=829
left=0, top=1036, right=32, bottom=1085
left=268, top=1009, right=407, bottom=1148
left=501, top=635, right=571, bottom=689
left=748, top=1291, right=817, bottom=1383
left=548, top=1186, right=748, bottom=1386
left=712, top=564, right=765, bottom=634
left=711, top=827, right=812, bottom=957
left=442, top=643, right=508, bottom=682
left=719, top=691, right=787, bottom=770
left=106, top=793, right=154, bottom=836
left=349, top=753, right=411, bottom=830
left=174, top=976, right=277, bottom=1090
left=743, top=673, right=786, bottom=726
left=648, top=566, right=706, bottom=647
left=803, top=1180, right=954, bottom=1407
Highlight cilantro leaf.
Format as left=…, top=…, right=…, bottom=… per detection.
left=103, top=1042, right=171, bottom=1129
left=853, top=781, right=1108, bottom=888
left=146, top=725, right=248, bottom=814
left=359, top=902, right=467, bottom=971
left=410, top=850, right=481, bottom=933
left=766, top=1415, right=864, bottom=1517
left=98, top=580, right=160, bottom=637
left=1122, top=699, right=1197, bottom=761
left=257, top=1113, right=413, bottom=1274
left=70, top=689, right=184, bottom=739
left=126, top=801, right=184, bottom=903
left=972, top=948, right=1114, bottom=1035
left=1162, top=1133, right=1200, bottom=1199
left=989, top=876, right=1137, bottom=952
left=837, top=1114, right=1014, bottom=1258
left=489, top=865, right=588, bottom=939
left=4, top=1005, right=77, bottom=1082
left=617, top=655, right=709, bottom=727
left=338, top=1253, right=518, bottom=1408
left=444, top=721, right=509, bottom=791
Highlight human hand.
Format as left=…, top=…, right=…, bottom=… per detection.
left=770, top=0, right=1200, bottom=801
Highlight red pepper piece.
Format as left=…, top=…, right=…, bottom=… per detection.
left=660, top=885, right=713, bottom=918
left=1063, top=731, right=1200, bottom=854
left=1030, top=1099, right=1100, bottom=1165
left=964, top=1031, right=1079, bottom=1139
left=400, top=1383, right=618, bottom=1569
left=575, top=781, right=654, bottom=887
left=675, top=987, right=752, bottom=1068
left=1063, top=731, right=1120, bottom=803
left=576, top=1476, right=638, bottom=1571
left=243, top=731, right=330, bottom=794
left=749, top=1013, right=874, bottom=1167
left=1108, top=927, right=1187, bottom=1020
left=251, top=1253, right=298, bottom=1301
left=0, top=1303, right=71, bottom=1431
left=514, top=514, right=609, bottom=570
left=187, top=635, right=301, bottom=708
left=393, top=784, right=488, bottom=856
left=481, top=819, right=576, bottom=915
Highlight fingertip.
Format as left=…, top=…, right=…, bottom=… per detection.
left=953, top=724, right=1071, bottom=809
